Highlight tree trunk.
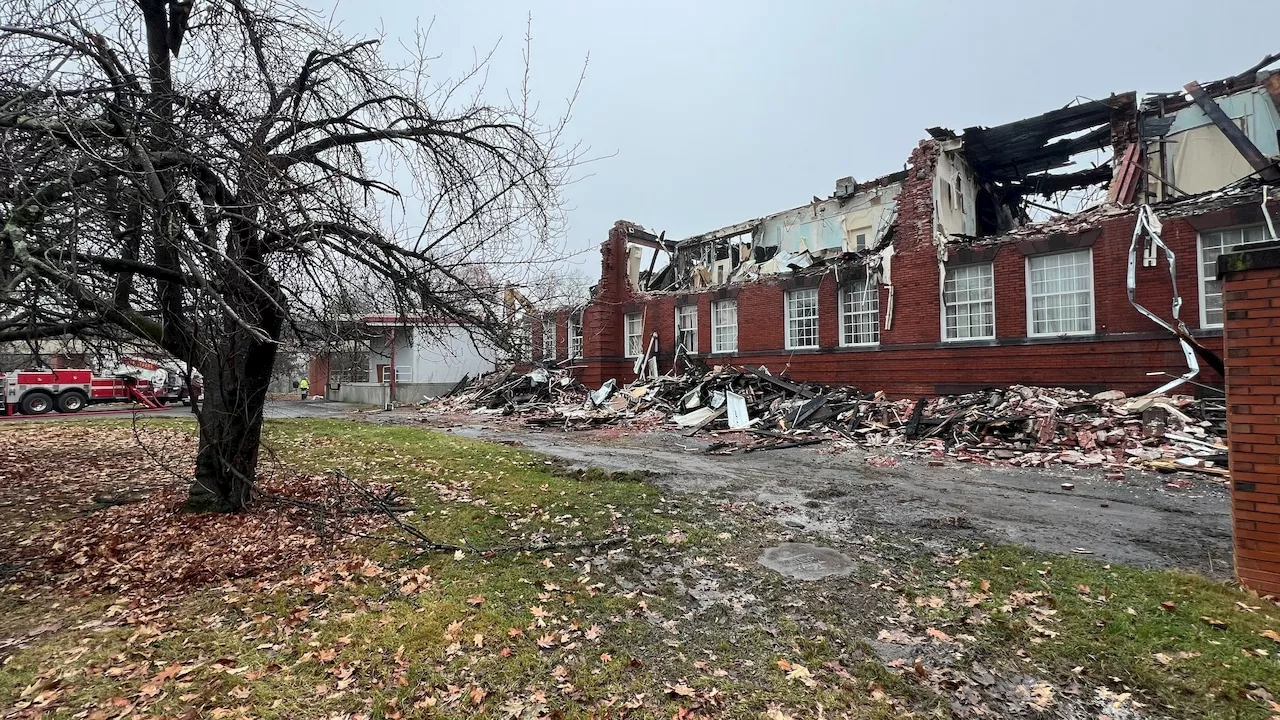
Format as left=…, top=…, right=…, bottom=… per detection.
left=186, top=329, right=280, bottom=512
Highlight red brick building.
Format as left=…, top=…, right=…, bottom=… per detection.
left=1218, top=242, right=1280, bottom=595
left=532, top=64, right=1280, bottom=399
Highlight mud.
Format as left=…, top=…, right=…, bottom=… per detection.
left=757, top=542, right=857, bottom=580
left=419, top=418, right=1232, bottom=577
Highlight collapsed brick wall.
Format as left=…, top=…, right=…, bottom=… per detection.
left=576, top=222, right=637, bottom=387
left=881, top=141, right=942, bottom=346
left=1219, top=247, right=1280, bottom=596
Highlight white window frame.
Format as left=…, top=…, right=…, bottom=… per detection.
left=675, top=305, right=698, bottom=355
left=1025, top=249, right=1095, bottom=338
left=568, top=313, right=583, bottom=359
left=1198, top=224, right=1273, bottom=329
left=624, top=313, right=643, bottom=358
left=839, top=277, right=879, bottom=347
left=712, top=299, right=738, bottom=354
left=518, top=318, right=533, bottom=362
left=389, top=365, right=411, bottom=383
left=542, top=318, right=556, bottom=359
left=942, top=262, right=995, bottom=342
left=784, top=287, right=820, bottom=350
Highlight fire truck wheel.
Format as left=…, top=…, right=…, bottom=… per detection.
left=19, top=391, right=54, bottom=415
left=56, top=391, right=88, bottom=413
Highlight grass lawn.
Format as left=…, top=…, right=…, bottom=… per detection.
left=1, top=418, right=1277, bottom=719
left=941, top=547, right=1280, bottom=717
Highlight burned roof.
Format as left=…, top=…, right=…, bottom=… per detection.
left=673, top=168, right=909, bottom=248
left=958, top=93, right=1136, bottom=183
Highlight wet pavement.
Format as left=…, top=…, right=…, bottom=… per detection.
left=405, top=417, right=1233, bottom=578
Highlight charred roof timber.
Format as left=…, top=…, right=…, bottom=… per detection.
left=957, top=93, right=1136, bottom=183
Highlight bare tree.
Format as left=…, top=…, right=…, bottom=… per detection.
left=0, top=0, right=579, bottom=510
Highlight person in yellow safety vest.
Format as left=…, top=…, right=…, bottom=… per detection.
left=299, top=377, right=309, bottom=400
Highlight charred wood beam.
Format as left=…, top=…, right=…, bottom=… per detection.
left=963, top=93, right=1138, bottom=183
left=972, top=126, right=1113, bottom=182
left=1184, top=80, right=1280, bottom=183
left=1005, top=164, right=1114, bottom=197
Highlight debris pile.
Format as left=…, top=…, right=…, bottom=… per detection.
left=424, top=365, right=1228, bottom=477
left=891, top=385, right=1228, bottom=477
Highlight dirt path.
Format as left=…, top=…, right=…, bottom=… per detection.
left=401, top=416, right=1233, bottom=578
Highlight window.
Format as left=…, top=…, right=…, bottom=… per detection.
left=542, top=318, right=556, bottom=359
left=568, top=313, right=583, bottom=359
left=624, top=313, right=643, bottom=358
left=855, top=233, right=867, bottom=251
left=1200, top=225, right=1271, bottom=327
left=377, top=365, right=412, bottom=383
left=675, top=305, right=698, bottom=355
left=785, top=287, right=819, bottom=349
left=712, top=300, right=737, bottom=354
left=517, top=318, right=532, bottom=362
left=943, top=263, right=994, bottom=341
left=840, top=277, right=879, bottom=346
left=1027, top=250, right=1093, bottom=336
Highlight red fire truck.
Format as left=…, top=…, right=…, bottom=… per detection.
left=0, top=369, right=166, bottom=416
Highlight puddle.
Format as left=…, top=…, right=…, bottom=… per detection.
left=757, top=542, right=856, bottom=581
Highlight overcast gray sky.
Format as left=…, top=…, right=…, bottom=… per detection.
left=323, top=0, right=1277, bottom=270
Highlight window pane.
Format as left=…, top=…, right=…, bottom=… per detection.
left=676, top=306, right=698, bottom=354
left=542, top=319, right=556, bottom=359
left=785, top=288, right=819, bottom=349
left=568, top=315, right=583, bottom=358
left=943, top=263, right=994, bottom=340
left=1200, top=225, right=1271, bottom=327
left=624, top=313, right=643, bottom=357
left=840, top=276, right=879, bottom=345
left=712, top=300, right=737, bottom=353
left=1028, top=250, right=1093, bottom=336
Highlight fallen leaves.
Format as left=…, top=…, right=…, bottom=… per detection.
left=925, top=627, right=953, bottom=643
left=776, top=659, right=817, bottom=688
left=6, top=425, right=392, bottom=596
left=664, top=682, right=696, bottom=698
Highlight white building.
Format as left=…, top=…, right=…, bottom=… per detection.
left=329, top=315, right=500, bottom=406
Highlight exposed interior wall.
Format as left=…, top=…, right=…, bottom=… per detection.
left=932, top=141, right=977, bottom=238
left=752, top=184, right=901, bottom=272
left=1149, top=83, right=1280, bottom=196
